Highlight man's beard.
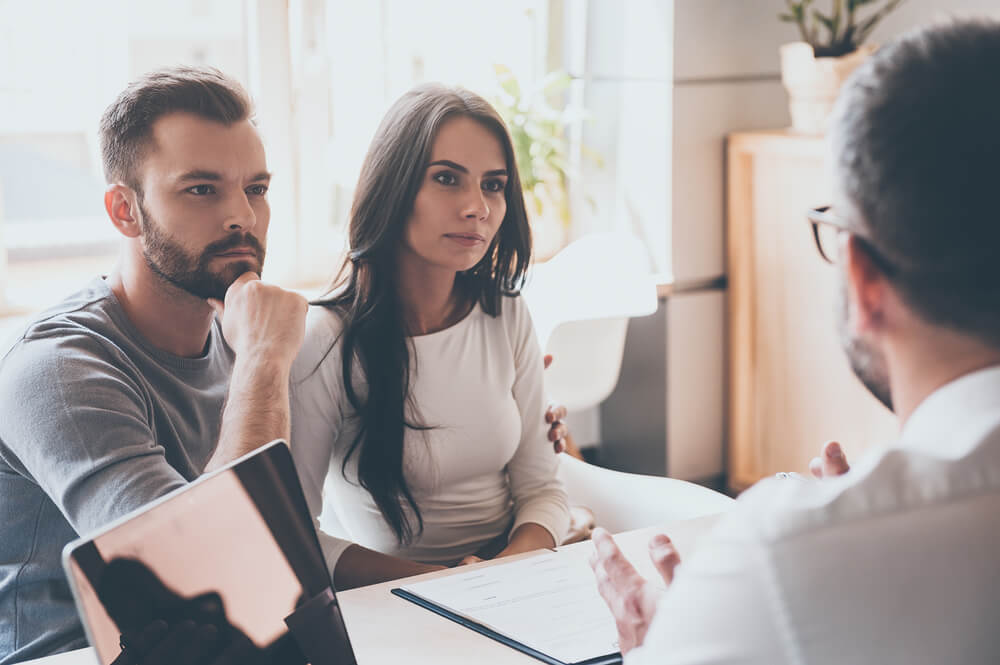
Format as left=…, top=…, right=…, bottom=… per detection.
left=138, top=202, right=266, bottom=301
left=835, top=272, right=894, bottom=412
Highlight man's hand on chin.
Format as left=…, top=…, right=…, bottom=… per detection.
left=207, top=271, right=308, bottom=368
left=589, top=528, right=681, bottom=655
left=203, top=272, right=309, bottom=470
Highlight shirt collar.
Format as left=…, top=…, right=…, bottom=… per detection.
left=898, top=364, right=1000, bottom=456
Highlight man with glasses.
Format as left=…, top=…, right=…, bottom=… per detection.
left=591, top=19, right=1000, bottom=664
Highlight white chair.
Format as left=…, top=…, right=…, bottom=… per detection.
left=320, top=456, right=734, bottom=542
left=557, top=453, right=734, bottom=533
left=522, top=232, right=658, bottom=412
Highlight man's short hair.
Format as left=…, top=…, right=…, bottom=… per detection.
left=99, top=66, right=252, bottom=190
left=831, top=19, right=1000, bottom=346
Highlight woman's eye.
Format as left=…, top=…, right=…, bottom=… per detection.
left=247, top=184, right=268, bottom=196
left=186, top=184, right=215, bottom=195
left=483, top=179, right=506, bottom=193
left=433, top=172, right=457, bottom=186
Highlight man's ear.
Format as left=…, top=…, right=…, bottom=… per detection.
left=104, top=184, right=142, bottom=238
left=842, top=234, right=888, bottom=336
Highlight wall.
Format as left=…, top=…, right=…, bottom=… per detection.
left=601, top=0, right=1000, bottom=481
left=557, top=0, right=673, bottom=453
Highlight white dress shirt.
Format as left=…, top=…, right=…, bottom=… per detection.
left=289, top=296, right=569, bottom=574
left=629, top=365, right=1000, bottom=665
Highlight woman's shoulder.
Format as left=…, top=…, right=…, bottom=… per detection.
left=490, top=292, right=539, bottom=358
left=498, top=292, right=533, bottom=332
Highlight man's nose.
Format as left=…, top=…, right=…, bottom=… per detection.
left=224, top=191, right=257, bottom=232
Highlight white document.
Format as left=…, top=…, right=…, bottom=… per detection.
left=400, top=551, right=620, bottom=664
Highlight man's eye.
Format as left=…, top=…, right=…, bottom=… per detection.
left=186, top=185, right=215, bottom=195
left=433, top=172, right=457, bottom=186
left=483, top=179, right=506, bottom=193
left=247, top=184, right=268, bottom=196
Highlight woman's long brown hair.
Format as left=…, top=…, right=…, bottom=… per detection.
left=315, top=84, right=532, bottom=544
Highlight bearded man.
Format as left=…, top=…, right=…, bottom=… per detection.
left=0, top=67, right=312, bottom=663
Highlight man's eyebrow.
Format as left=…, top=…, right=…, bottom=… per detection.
left=427, top=160, right=507, bottom=177
left=175, top=170, right=223, bottom=182
left=174, top=170, right=272, bottom=183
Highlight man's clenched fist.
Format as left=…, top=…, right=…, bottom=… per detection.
left=208, top=272, right=308, bottom=369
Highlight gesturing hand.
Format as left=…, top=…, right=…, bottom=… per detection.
left=588, top=528, right=681, bottom=655
left=809, top=440, right=851, bottom=478
left=207, top=272, right=308, bottom=369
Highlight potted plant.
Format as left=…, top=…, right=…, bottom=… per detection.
left=492, top=64, right=600, bottom=261
left=779, top=0, right=907, bottom=134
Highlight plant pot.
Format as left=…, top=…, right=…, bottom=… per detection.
left=780, top=42, right=876, bottom=135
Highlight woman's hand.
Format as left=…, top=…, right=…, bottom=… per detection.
left=544, top=354, right=583, bottom=458
left=333, top=544, right=446, bottom=589
left=494, top=523, right=556, bottom=559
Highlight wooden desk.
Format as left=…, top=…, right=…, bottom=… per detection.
left=24, top=515, right=721, bottom=665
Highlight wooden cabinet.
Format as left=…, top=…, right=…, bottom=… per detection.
left=726, top=130, right=896, bottom=491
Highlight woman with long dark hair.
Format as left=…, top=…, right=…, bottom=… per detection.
left=290, top=84, right=570, bottom=589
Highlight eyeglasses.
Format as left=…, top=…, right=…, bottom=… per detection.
left=806, top=205, right=897, bottom=276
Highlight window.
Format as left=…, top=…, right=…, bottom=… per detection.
left=1, top=0, right=671, bottom=312
left=296, top=0, right=671, bottom=278
left=287, top=0, right=555, bottom=284
left=0, top=0, right=251, bottom=307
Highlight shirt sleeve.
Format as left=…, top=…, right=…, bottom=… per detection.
left=504, top=296, right=571, bottom=546
left=625, top=497, right=796, bottom=665
left=0, top=334, right=188, bottom=535
left=289, top=307, right=354, bottom=578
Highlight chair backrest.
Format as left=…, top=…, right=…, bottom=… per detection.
left=542, top=317, right=629, bottom=411
left=522, top=232, right=657, bottom=412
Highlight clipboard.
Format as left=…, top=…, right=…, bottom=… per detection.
left=391, top=587, right=621, bottom=665
left=389, top=548, right=624, bottom=665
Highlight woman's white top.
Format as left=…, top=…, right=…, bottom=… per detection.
left=289, top=295, right=569, bottom=573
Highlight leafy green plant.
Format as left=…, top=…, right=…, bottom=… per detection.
left=780, top=0, right=908, bottom=58
left=491, top=64, right=600, bottom=228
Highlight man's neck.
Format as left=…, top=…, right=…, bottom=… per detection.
left=887, top=322, right=1000, bottom=427
left=107, top=255, right=216, bottom=358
